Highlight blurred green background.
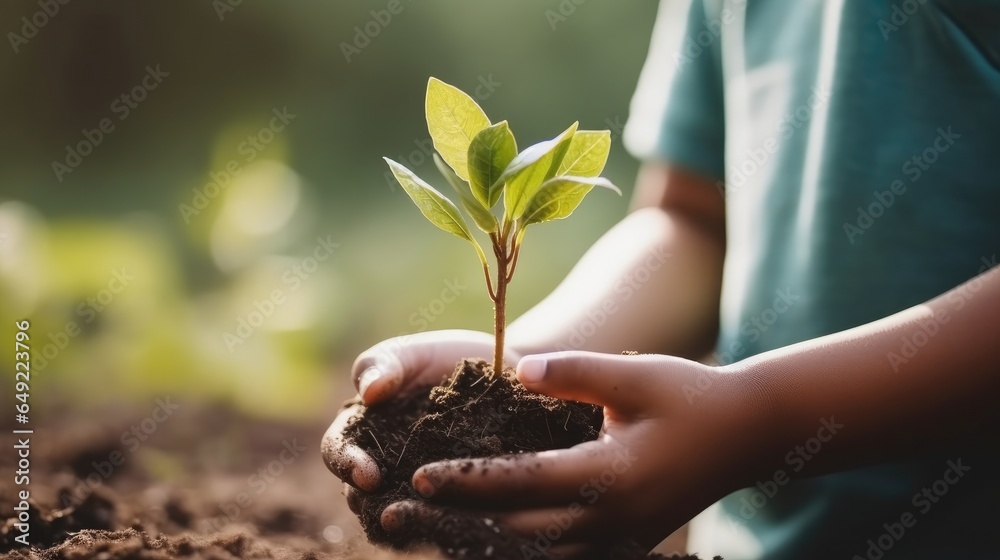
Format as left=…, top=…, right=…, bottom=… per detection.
left=0, top=1, right=658, bottom=418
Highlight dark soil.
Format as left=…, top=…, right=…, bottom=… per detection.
left=343, top=359, right=707, bottom=560
left=0, top=406, right=383, bottom=560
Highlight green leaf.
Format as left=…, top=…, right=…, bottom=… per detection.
left=433, top=153, right=498, bottom=233
left=425, top=77, right=491, bottom=182
left=521, top=175, right=622, bottom=226
left=557, top=130, right=611, bottom=177
left=384, top=157, right=477, bottom=242
left=501, top=122, right=578, bottom=222
left=467, top=121, right=517, bottom=208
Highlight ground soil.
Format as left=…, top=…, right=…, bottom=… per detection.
left=0, top=406, right=393, bottom=560
left=0, top=385, right=708, bottom=559
left=342, top=359, right=710, bottom=560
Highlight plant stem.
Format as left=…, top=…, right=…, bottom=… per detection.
left=506, top=242, right=521, bottom=283
left=474, top=240, right=495, bottom=300
left=482, top=261, right=496, bottom=301
left=493, top=243, right=507, bottom=375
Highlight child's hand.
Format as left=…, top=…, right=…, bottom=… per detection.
left=380, top=352, right=770, bottom=552
left=321, top=330, right=523, bottom=491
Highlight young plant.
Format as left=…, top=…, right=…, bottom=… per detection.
left=384, top=77, right=620, bottom=374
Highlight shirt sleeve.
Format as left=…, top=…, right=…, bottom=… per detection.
left=623, top=0, right=727, bottom=182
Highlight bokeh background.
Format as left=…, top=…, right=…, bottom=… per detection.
left=0, top=1, right=659, bottom=418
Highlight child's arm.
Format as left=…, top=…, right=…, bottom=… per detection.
left=508, top=163, right=725, bottom=360
left=741, top=261, right=1000, bottom=478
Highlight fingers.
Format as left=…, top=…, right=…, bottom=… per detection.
left=499, top=505, right=609, bottom=542
left=321, top=405, right=381, bottom=491
left=352, top=342, right=413, bottom=405
left=414, top=440, right=638, bottom=508
left=516, top=351, right=660, bottom=414
left=352, top=330, right=500, bottom=405
left=344, top=484, right=363, bottom=514
left=380, top=500, right=446, bottom=533
left=380, top=500, right=610, bottom=555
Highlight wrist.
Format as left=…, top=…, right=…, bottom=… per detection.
left=715, top=359, right=793, bottom=489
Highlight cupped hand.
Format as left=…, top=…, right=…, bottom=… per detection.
left=321, top=330, right=523, bottom=492
left=380, top=351, right=772, bottom=554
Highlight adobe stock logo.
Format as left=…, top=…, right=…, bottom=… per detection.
left=718, top=87, right=830, bottom=198
left=672, top=1, right=747, bottom=69
left=544, top=0, right=589, bottom=31
left=339, top=0, right=413, bottom=63
left=222, top=235, right=340, bottom=353
left=877, top=0, right=930, bottom=41
left=886, top=255, right=995, bottom=372
left=520, top=448, right=639, bottom=558
left=733, top=417, right=843, bottom=525
left=34, top=267, right=136, bottom=373
left=407, top=278, right=467, bottom=331
left=179, top=106, right=296, bottom=224
left=51, top=65, right=169, bottom=182
left=852, top=458, right=970, bottom=560
left=7, top=0, right=72, bottom=54
left=61, top=397, right=180, bottom=508
left=685, top=287, right=801, bottom=404
left=556, top=246, right=671, bottom=351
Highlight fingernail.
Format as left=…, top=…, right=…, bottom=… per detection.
left=413, top=474, right=436, bottom=498
left=358, top=367, right=382, bottom=400
left=517, top=356, right=547, bottom=383
left=350, top=464, right=375, bottom=493
left=381, top=507, right=403, bottom=532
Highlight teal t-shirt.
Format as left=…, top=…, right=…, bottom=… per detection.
left=624, top=0, right=1000, bottom=558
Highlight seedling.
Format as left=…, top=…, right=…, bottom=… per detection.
left=384, top=77, right=619, bottom=374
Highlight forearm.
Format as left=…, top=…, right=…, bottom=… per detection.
left=507, top=205, right=724, bottom=358
left=736, top=264, right=1000, bottom=480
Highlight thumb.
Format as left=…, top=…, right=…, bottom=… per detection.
left=352, top=330, right=509, bottom=405
left=352, top=341, right=411, bottom=405
left=515, top=351, right=657, bottom=414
